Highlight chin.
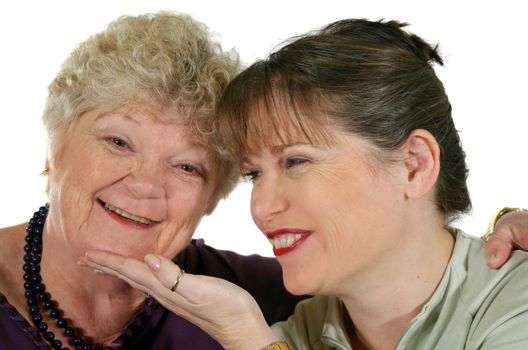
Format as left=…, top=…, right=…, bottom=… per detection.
left=282, top=273, right=318, bottom=296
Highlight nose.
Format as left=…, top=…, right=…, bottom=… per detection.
left=124, top=159, right=165, bottom=199
left=251, top=177, right=289, bottom=227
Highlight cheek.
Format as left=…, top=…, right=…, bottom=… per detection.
left=305, top=168, right=381, bottom=235
left=49, top=148, right=136, bottom=230
left=167, top=181, right=215, bottom=228
left=56, top=141, right=132, bottom=187
left=155, top=186, right=213, bottom=256
left=249, top=189, right=259, bottom=226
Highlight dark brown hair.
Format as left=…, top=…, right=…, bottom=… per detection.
left=217, top=19, right=471, bottom=219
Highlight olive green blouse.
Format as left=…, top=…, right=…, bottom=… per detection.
left=272, top=230, right=528, bottom=349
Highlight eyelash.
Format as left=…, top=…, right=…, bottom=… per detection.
left=241, top=169, right=261, bottom=182
left=175, top=163, right=206, bottom=180
left=242, top=157, right=310, bottom=182
left=285, top=157, right=310, bottom=169
left=105, top=136, right=132, bottom=151
left=104, top=136, right=205, bottom=179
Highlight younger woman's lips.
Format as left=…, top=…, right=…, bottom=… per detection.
left=266, top=229, right=311, bottom=256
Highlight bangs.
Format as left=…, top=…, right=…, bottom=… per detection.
left=217, top=63, right=336, bottom=167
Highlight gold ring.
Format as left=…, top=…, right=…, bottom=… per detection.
left=170, top=269, right=185, bottom=292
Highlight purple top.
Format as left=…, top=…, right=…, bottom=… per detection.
left=0, top=239, right=304, bottom=349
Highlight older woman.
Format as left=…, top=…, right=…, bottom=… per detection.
left=84, top=19, right=528, bottom=350
left=0, top=12, right=305, bottom=350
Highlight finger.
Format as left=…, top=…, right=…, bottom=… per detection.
left=84, top=250, right=161, bottom=295
left=511, top=228, right=528, bottom=250
left=85, top=251, right=213, bottom=325
left=493, top=211, right=528, bottom=250
left=484, top=234, right=513, bottom=269
left=144, top=254, right=236, bottom=306
left=144, top=253, right=207, bottom=305
left=143, top=254, right=220, bottom=322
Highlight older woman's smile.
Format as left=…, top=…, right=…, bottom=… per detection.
left=98, top=199, right=161, bottom=227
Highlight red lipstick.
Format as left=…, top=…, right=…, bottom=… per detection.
left=266, top=228, right=311, bottom=256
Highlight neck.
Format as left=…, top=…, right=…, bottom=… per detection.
left=339, top=208, right=454, bottom=350
left=40, top=231, right=147, bottom=344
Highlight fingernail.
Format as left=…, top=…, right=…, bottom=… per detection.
left=487, top=249, right=497, bottom=261
left=486, top=253, right=496, bottom=264
left=145, top=254, right=161, bottom=271
left=485, top=250, right=498, bottom=268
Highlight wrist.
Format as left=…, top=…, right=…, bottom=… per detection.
left=261, top=341, right=289, bottom=350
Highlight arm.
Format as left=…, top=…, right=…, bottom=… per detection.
left=84, top=251, right=280, bottom=350
left=484, top=208, right=528, bottom=269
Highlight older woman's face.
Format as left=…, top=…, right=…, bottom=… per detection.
left=46, top=103, right=217, bottom=260
left=245, top=119, right=409, bottom=296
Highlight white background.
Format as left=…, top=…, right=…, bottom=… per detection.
left=0, top=1, right=526, bottom=257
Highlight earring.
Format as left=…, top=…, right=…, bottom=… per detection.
left=40, top=168, right=49, bottom=176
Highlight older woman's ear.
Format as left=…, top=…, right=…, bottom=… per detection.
left=43, top=157, right=50, bottom=173
left=401, top=129, right=441, bottom=200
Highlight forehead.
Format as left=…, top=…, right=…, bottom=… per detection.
left=90, top=103, right=210, bottom=145
left=95, top=103, right=183, bottom=124
left=48, top=104, right=210, bottom=162
left=244, top=94, right=337, bottom=156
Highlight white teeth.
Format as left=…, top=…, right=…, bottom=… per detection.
left=271, top=233, right=303, bottom=249
left=103, top=202, right=155, bottom=225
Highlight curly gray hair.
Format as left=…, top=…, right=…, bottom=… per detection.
left=43, top=11, right=240, bottom=200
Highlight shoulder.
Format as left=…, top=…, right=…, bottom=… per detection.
left=0, top=295, right=44, bottom=350
left=451, top=230, right=528, bottom=283
left=0, top=224, right=26, bottom=292
left=451, top=231, right=528, bottom=347
left=272, top=295, right=341, bottom=349
left=451, top=230, right=528, bottom=307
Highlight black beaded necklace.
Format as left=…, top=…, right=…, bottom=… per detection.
left=23, top=204, right=102, bottom=350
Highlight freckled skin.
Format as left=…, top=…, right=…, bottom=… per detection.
left=247, top=129, right=410, bottom=296
left=45, top=103, right=218, bottom=265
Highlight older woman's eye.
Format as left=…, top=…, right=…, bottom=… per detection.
left=106, top=137, right=130, bottom=150
left=285, top=157, right=309, bottom=169
left=241, top=170, right=261, bottom=182
left=177, top=164, right=203, bottom=177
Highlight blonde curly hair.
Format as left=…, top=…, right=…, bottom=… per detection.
left=42, top=11, right=240, bottom=199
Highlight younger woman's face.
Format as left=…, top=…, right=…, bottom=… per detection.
left=244, top=114, right=409, bottom=296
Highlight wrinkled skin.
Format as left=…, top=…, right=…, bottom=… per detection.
left=83, top=211, right=528, bottom=349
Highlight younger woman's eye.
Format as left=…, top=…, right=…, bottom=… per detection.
left=285, top=157, right=310, bottom=169
left=241, top=170, right=261, bottom=182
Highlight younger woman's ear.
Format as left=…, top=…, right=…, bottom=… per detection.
left=401, top=129, right=441, bottom=199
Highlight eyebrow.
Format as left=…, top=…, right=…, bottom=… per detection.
left=113, top=113, right=142, bottom=126
left=269, top=142, right=311, bottom=155
left=94, top=111, right=142, bottom=126
left=242, top=142, right=313, bottom=164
